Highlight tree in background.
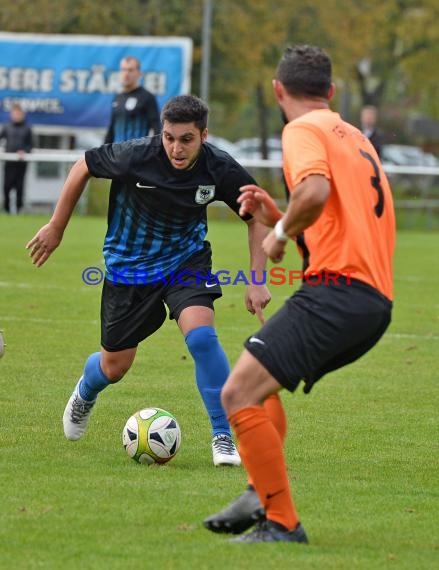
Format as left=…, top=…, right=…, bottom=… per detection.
left=1, top=0, right=438, bottom=145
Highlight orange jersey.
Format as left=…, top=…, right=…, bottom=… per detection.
left=282, top=109, right=395, bottom=300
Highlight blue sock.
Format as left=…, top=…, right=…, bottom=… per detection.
left=185, top=326, right=231, bottom=437
left=78, top=352, right=111, bottom=401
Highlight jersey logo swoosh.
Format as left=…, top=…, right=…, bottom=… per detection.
left=136, top=182, right=157, bottom=189
left=205, top=282, right=217, bottom=288
left=266, top=489, right=283, bottom=499
left=248, top=336, right=265, bottom=346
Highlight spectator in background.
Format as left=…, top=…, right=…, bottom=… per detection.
left=0, top=103, right=33, bottom=214
left=360, top=105, right=384, bottom=157
left=104, top=56, right=161, bottom=144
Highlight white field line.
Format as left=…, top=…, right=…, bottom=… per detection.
left=385, top=332, right=439, bottom=341
left=219, top=327, right=439, bottom=341
left=1, top=313, right=437, bottom=341
left=2, top=315, right=99, bottom=325
left=0, top=281, right=97, bottom=292
left=394, top=275, right=439, bottom=282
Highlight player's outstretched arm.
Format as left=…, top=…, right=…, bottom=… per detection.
left=26, top=158, right=91, bottom=267
left=238, top=184, right=283, bottom=228
left=245, top=219, right=271, bottom=324
left=262, top=174, right=330, bottom=264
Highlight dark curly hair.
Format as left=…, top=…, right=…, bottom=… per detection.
left=161, top=95, right=209, bottom=132
left=276, top=44, right=332, bottom=98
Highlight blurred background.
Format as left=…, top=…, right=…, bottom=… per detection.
left=1, top=0, right=439, bottom=228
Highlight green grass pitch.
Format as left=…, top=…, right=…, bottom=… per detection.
left=0, top=213, right=438, bottom=570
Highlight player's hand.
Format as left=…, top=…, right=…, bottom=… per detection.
left=245, top=284, right=271, bottom=324
left=238, top=184, right=282, bottom=228
left=26, top=223, right=63, bottom=267
left=262, top=231, right=286, bottom=263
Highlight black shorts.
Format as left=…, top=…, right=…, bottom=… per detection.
left=244, top=276, right=392, bottom=394
left=101, top=245, right=222, bottom=351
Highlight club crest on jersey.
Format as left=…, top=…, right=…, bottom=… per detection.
left=195, top=185, right=215, bottom=204
left=125, top=97, right=138, bottom=111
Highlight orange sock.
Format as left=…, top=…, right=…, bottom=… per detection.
left=230, top=405, right=299, bottom=531
left=264, top=393, right=288, bottom=441
left=247, top=394, right=287, bottom=488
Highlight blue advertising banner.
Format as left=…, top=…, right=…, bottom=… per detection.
left=0, top=32, right=193, bottom=128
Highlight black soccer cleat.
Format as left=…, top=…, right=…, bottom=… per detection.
left=203, top=487, right=265, bottom=534
left=229, top=520, right=309, bottom=544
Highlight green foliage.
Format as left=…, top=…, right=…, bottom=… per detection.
left=0, top=214, right=438, bottom=569
left=1, top=0, right=439, bottom=141
left=86, top=178, right=110, bottom=217
left=0, top=0, right=165, bottom=36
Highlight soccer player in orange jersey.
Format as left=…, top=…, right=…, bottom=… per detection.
left=204, top=44, right=395, bottom=543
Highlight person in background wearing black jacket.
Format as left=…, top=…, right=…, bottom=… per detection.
left=360, top=105, right=384, bottom=158
left=104, top=56, right=161, bottom=144
left=0, top=103, right=33, bottom=214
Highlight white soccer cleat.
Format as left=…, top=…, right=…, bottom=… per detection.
left=212, top=434, right=241, bottom=467
left=63, top=379, right=96, bottom=441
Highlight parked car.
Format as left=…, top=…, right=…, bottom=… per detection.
left=206, top=134, right=241, bottom=159
left=381, top=144, right=439, bottom=192
left=74, top=130, right=105, bottom=150
left=381, top=144, right=439, bottom=168
left=234, top=137, right=282, bottom=161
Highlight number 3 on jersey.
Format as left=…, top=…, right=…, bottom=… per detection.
left=360, top=149, right=384, bottom=218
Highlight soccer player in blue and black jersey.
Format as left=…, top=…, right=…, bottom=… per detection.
left=104, top=56, right=160, bottom=144
left=27, top=94, right=271, bottom=466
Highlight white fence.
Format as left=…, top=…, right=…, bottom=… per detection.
left=1, top=150, right=439, bottom=219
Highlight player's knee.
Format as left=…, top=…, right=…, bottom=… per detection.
left=221, top=378, right=242, bottom=414
left=185, top=325, right=218, bottom=358
left=100, top=353, right=133, bottom=382
left=220, top=383, right=233, bottom=413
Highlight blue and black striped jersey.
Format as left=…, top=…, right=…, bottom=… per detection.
left=104, top=87, right=160, bottom=144
left=85, top=137, right=256, bottom=284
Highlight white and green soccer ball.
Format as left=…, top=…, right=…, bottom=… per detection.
left=122, top=407, right=181, bottom=465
